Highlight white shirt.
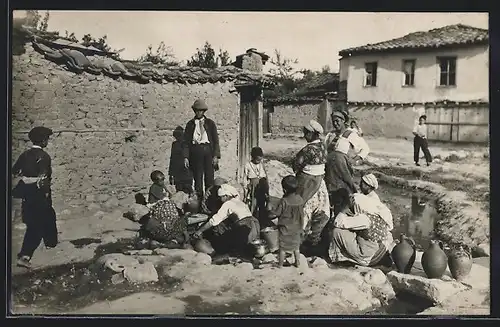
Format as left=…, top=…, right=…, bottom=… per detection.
left=244, top=161, right=267, bottom=180
left=193, top=118, right=210, bottom=144
left=325, top=130, right=370, bottom=159
left=209, top=197, right=253, bottom=226
left=413, top=124, right=427, bottom=138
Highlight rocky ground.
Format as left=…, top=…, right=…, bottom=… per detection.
left=9, top=136, right=490, bottom=316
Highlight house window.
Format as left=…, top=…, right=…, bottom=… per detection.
left=438, top=57, right=456, bottom=86
left=402, top=59, right=416, bottom=86
left=364, top=62, right=377, bottom=87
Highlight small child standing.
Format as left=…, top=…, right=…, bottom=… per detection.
left=268, top=175, right=304, bottom=268
left=243, top=147, right=269, bottom=223
left=148, top=170, right=171, bottom=204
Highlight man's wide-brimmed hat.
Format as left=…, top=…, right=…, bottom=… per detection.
left=192, top=99, right=208, bottom=111
left=28, top=126, right=53, bottom=143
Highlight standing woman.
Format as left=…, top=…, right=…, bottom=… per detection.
left=12, top=127, right=57, bottom=269
left=183, top=99, right=221, bottom=199
left=293, top=120, right=330, bottom=247
left=325, top=111, right=370, bottom=214
left=413, top=115, right=432, bottom=166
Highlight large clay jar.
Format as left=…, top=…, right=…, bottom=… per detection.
left=391, top=234, right=416, bottom=274
left=422, top=240, right=448, bottom=279
left=448, top=245, right=473, bottom=281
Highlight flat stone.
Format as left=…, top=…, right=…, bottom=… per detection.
left=310, top=257, right=329, bottom=269
left=387, top=270, right=468, bottom=304
left=363, top=269, right=387, bottom=286
left=93, top=253, right=140, bottom=273
left=123, top=261, right=158, bottom=284
left=262, top=253, right=278, bottom=264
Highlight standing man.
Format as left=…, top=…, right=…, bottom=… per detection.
left=183, top=99, right=220, bottom=199
left=413, top=115, right=432, bottom=166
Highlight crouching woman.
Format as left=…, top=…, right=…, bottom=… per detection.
left=328, top=189, right=389, bottom=267
left=193, top=184, right=260, bottom=255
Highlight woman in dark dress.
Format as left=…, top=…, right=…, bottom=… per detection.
left=12, top=126, right=57, bottom=269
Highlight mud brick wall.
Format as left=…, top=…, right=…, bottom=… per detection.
left=270, top=103, right=321, bottom=134
left=11, top=45, right=240, bottom=213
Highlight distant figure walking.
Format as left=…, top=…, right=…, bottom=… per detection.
left=182, top=99, right=221, bottom=199
left=413, top=115, right=432, bottom=166
left=12, top=126, right=58, bottom=269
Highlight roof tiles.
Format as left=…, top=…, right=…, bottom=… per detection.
left=339, top=24, right=488, bottom=57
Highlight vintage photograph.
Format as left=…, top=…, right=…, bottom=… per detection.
left=9, top=10, right=489, bottom=316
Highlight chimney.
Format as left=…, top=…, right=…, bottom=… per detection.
left=234, top=48, right=269, bottom=73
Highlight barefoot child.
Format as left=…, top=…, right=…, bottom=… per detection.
left=268, top=175, right=304, bottom=268
left=148, top=170, right=171, bottom=204
left=243, top=147, right=269, bottom=223
left=12, top=126, right=57, bottom=269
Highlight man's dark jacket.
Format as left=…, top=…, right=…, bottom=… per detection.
left=182, top=117, right=221, bottom=159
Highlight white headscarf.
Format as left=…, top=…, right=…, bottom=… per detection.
left=362, top=173, right=379, bottom=190
left=217, top=184, right=240, bottom=198
left=304, top=120, right=324, bottom=134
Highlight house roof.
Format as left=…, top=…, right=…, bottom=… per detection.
left=300, top=73, right=339, bottom=92
left=19, top=25, right=276, bottom=88
left=339, top=24, right=489, bottom=57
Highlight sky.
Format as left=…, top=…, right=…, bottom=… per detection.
left=14, top=11, right=488, bottom=73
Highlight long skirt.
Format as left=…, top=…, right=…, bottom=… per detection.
left=296, top=172, right=323, bottom=203
left=141, top=199, right=187, bottom=244
left=209, top=216, right=260, bottom=255
left=302, top=178, right=331, bottom=245
left=328, top=228, right=383, bottom=267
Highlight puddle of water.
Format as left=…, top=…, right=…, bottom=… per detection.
left=377, top=184, right=440, bottom=251
left=183, top=295, right=261, bottom=315
left=69, top=238, right=102, bottom=249
left=10, top=238, right=182, bottom=313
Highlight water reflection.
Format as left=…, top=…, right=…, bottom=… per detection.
left=405, top=195, right=438, bottom=250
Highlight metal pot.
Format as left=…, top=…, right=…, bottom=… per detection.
left=251, top=239, right=267, bottom=258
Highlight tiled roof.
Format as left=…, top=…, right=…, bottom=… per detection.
left=20, top=26, right=275, bottom=88
left=339, top=24, right=488, bottom=56
left=264, top=93, right=338, bottom=106
left=300, top=73, right=339, bottom=92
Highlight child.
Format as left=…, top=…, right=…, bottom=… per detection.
left=268, top=175, right=304, bottom=268
left=12, top=126, right=57, bottom=269
left=148, top=170, right=170, bottom=204
left=348, top=120, right=363, bottom=137
left=243, top=147, right=269, bottom=222
left=169, top=126, right=194, bottom=194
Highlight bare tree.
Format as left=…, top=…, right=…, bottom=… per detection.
left=269, top=49, right=300, bottom=80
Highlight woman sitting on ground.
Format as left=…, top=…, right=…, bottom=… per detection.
left=193, top=184, right=260, bottom=256
left=328, top=187, right=390, bottom=267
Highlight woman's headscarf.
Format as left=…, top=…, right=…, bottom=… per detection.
left=362, top=173, right=379, bottom=190
left=218, top=184, right=240, bottom=198
left=304, top=120, right=324, bottom=134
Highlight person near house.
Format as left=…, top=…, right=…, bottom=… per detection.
left=325, top=111, right=369, bottom=215
left=348, top=120, right=363, bottom=137
left=328, top=186, right=391, bottom=267
left=243, top=146, right=270, bottom=224
left=169, top=126, right=193, bottom=194
left=12, top=126, right=58, bottom=269
left=292, top=120, right=330, bottom=250
left=192, top=184, right=260, bottom=256
left=183, top=99, right=220, bottom=199
left=413, top=115, right=432, bottom=167
left=267, top=175, right=304, bottom=268
left=148, top=170, right=171, bottom=204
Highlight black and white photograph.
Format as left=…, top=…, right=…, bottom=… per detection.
left=9, top=10, right=490, bottom=316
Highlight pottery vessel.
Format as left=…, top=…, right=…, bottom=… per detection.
left=422, top=240, right=448, bottom=279
left=194, top=238, right=215, bottom=255
left=391, top=234, right=416, bottom=273
left=185, top=195, right=200, bottom=214
left=261, top=227, right=279, bottom=253
left=448, top=245, right=473, bottom=281
left=251, top=239, right=267, bottom=258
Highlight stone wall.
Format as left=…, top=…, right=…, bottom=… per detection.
left=270, top=103, right=321, bottom=134
left=12, top=44, right=240, bottom=212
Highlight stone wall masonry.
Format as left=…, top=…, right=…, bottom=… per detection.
left=271, top=103, right=321, bottom=134
left=12, top=45, right=240, bottom=212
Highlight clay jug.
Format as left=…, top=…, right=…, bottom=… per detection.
left=391, top=234, right=416, bottom=274
left=193, top=238, right=215, bottom=255
left=448, top=245, right=472, bottom=281
left=422, top=240, right=448, bottom=279
left=185, top=195, right=200, bottom=214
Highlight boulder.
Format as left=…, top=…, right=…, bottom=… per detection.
left=93, top=253, right=140, bottom=273
left=310, top=257, right=329, bottom=269
left=123, top=261, right=158, bottom=283
left=363, top=269, right=387, bottom=286
left=472, top=243, right=490, bottom=258
left=387, top=271, right=469, bottom=304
